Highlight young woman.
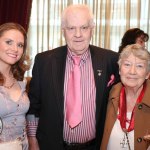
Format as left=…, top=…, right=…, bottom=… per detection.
left=0, top=22, right=30, bottom=150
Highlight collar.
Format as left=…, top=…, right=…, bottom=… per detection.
left=67, top=47, right=90, bottom=64
left=109, top=82, right=122, bottom=113
left=142, top=80, right=150, bottom=107
left=109, top=80, right=150, bottom=109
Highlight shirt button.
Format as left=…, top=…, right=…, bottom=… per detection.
left=138, top=104, right=143, bottom=109
left=137, top=137, right=142, bottom=143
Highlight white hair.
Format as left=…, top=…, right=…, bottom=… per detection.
left=118, top=44, right=150, bottom=71
left=61, top=4, right=95, bottom=28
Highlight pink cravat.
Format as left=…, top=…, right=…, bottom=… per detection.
left=66, top=56, right=82, bottom=128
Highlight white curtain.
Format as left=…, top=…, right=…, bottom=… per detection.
left=26, top=0, right=150, bottom=75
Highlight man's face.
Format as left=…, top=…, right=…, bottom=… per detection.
left=62, top=9, right=94, bottom=55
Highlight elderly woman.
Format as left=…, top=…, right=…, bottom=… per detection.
left=100, top=44, right=150, bottom=150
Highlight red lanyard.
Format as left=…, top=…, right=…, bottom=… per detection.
left=118, top=83, right=146, bottom=132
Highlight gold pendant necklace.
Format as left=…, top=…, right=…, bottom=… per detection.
left=3, top=78, right=15, bottom=89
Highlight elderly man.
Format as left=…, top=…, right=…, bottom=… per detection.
left=27, top=4, right=119, bottom=150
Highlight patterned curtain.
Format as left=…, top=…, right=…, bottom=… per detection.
left=27, top=0, right=150, bottom=76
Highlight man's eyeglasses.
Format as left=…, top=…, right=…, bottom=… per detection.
left=65, top=25, right=91, bottom=33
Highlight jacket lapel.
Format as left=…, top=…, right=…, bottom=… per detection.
left=90, top=46, right=108, bottom=123
left=141, top=80, right=150, bottom=107
left=109, top=83, right=122, bottom=114
left=51, top=46, right=67, bottom=123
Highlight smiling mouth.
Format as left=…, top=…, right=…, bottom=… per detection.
left=7, top=53, right=17, bottom=58
left=74, top=40, right=84, bottom=44
left=127, top=77, right=137, bottom=80
left=75, top=40, right=82, bottom=42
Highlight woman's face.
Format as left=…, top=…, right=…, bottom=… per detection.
left=119, top=53, right=150, bottom=89
left=136, top=35, right=145, bottom=47
left=0, top=29, right=24, bottom=66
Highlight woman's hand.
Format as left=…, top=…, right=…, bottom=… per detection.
left=144, top=134, right=150, bottom=150
left=144, top=134, right=150, bottom=140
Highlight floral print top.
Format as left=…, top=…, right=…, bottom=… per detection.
left=0, top=81, right=29, bottom=149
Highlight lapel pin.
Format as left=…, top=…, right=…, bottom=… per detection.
left=97, top=70, right=102, bottom=76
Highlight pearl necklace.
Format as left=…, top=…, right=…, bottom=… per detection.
left=3, top=78, right=15, bottom=89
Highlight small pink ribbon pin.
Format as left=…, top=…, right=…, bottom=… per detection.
left=107, top=74, right=115, bottom=87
